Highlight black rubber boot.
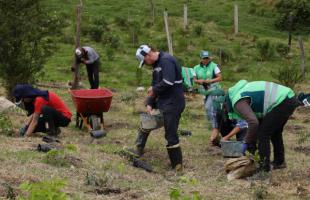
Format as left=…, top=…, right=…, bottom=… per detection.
left=123, top=129, right=150, bottom=158
left=135, top=128, right=150, bottom=149
left=167, top=146, right=183, bottom=171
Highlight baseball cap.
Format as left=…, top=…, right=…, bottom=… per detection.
left=136, top=44, right=151, bottom=68
left=75, top=48, right=82, bottom=57
left=200, top=50, right=210, bottom=59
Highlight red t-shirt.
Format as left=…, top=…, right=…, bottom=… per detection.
left=34, top=92, right=72, bottom=120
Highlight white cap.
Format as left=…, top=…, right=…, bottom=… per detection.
left=75, top=48, right=82, bottom=56
left=136, top=44, right=151, bottom=68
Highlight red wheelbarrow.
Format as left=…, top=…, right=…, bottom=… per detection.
left=70, top=88, right=113, bottom=137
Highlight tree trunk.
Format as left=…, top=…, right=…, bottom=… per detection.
left=71, top=4, right=82, bottom=89
left=298, top=36, right=306, bottom=80
left=149, top=0, right=155, bottom=26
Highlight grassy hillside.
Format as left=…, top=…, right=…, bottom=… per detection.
left=0, top=0, right=309, bottom=199
left=42, top=0, right=309, bottom=90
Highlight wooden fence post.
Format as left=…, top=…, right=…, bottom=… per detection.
left=298, top=36, right=306, bottom=80
left=184, top=4, right=188, bottom=31
left=164, top=10, right=173, bottom=55
left=234, top=4, right=238, bottom=34
left=71, top=2, right=82, bottom=89
left=149, top=0, right=155, bottom=26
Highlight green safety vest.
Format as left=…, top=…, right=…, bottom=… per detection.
left=193, top=61, right=221, bottom=96
left=227, top=80, right=295, bottom=119
left=181, top=67, right=195, bottom=89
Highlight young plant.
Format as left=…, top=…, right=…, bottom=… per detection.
left=18, top=179, right=68, bottom=200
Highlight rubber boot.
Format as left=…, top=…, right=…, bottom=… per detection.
left=167, top=145, right=183, bottom=171
left=124, top=129, right=150, bottom=158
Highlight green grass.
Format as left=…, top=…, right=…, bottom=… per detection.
left=39, top=0, right=309, bottom=91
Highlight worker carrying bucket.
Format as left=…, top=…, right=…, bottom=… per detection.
left=124, top=44, right=185, bottom=172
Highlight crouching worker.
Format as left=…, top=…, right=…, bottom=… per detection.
left=214, top=96, right=248, bottom=141
left=13, top=84, right=72, bottom=137
left=125, top=44, right=185, bottom=171
left=225, top=80, right=310, bottom=172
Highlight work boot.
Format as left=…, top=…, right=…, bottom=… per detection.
left=135, top=128, right=150, bottom=150
left=47, top=127, right=61, bottom=136
left=167, top=145, right=183, bottom=171
left=271, top=161, right=287, bottom=170
left=123, top=146, right=145, bottom=158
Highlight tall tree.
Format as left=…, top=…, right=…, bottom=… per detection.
left=0, top=0, right=62, bottom=97
left=275, top=0, right=310, bottom=31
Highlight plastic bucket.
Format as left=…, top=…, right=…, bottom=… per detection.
left=140, top=113, right=164, bottom=130
left=221, top=141, right=243, bottom=158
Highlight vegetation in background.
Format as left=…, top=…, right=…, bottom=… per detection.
left=275, top=0, right=310, bottom=31
left=271, top=64, right=303, bottom=89
left=0, top=113, right=14, bottom=136
left=18, top=179, right=68, bottom=200
left=0, top=0, right=64, bottom=97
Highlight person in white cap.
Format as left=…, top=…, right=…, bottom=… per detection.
left=74, top=46, right=100, bottom=89
left=125, top=44, right=185, bottom=171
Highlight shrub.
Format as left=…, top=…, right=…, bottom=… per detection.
left=103, top=34, right=120, bottom=49
left=256, top=39, right=276, bottom=61
left=215, top=48, right=233, bottom=64
left=44, top=149, right=69, bottom=167
left=114, top=16, right=128, bottom=28
left=275, top=42, right=290, bottom=57
left=88, top=16, right=109, bottom=42
left=193, top=24, right=203, bottom=36
left=18, top=179, right=68, bottom=200
left=271, top=65, right=302, bottom=89
left=0, top=113, right=14, bottom=136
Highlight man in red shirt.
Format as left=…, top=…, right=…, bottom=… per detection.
left=13, top=84, right=72, bottom=137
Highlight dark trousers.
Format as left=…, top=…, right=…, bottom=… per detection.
left=86, top=59, right=100, bottom=89
left=257, top=97, right=299, bottom=171
left=163, top=106, right=184, bottom=147
left=35, top=106, right=70, bottom=134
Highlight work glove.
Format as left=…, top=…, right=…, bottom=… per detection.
left=241, top=143, right=248, bottom=155
left=19, top=125, right=29, bottom=137
left=241, top=142, right=256, bottom=155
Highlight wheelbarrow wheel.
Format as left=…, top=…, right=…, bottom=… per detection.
left=90, top=115, right=101, bottom=130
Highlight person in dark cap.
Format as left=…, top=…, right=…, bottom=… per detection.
left=193, top=50, right=222, bottom=146
left=13, top=84, right=72, bottom=137
left=74, top=46, right=100, bottom=89
left=125, top=44, right=185, bottom=171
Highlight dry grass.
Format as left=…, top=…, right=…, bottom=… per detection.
left=0, top=84, right=309, bottom=200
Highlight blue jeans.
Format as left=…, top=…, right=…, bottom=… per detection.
left=204, top=95, right=218, bottom=129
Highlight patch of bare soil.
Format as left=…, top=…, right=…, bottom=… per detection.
left=303, top=119, right=310, bottom=124
left=64, top=155, right=83, bottom=167
left=293, top=146, right=310, bottom=156
left=107, top=121, right=137, bottom=130
left=206, top=146, right=222, bottom=156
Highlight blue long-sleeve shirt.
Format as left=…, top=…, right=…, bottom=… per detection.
left=150, top=52, right=184, bottom=111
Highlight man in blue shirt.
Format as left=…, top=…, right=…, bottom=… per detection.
left=126, top=44, right=185, bottom=171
